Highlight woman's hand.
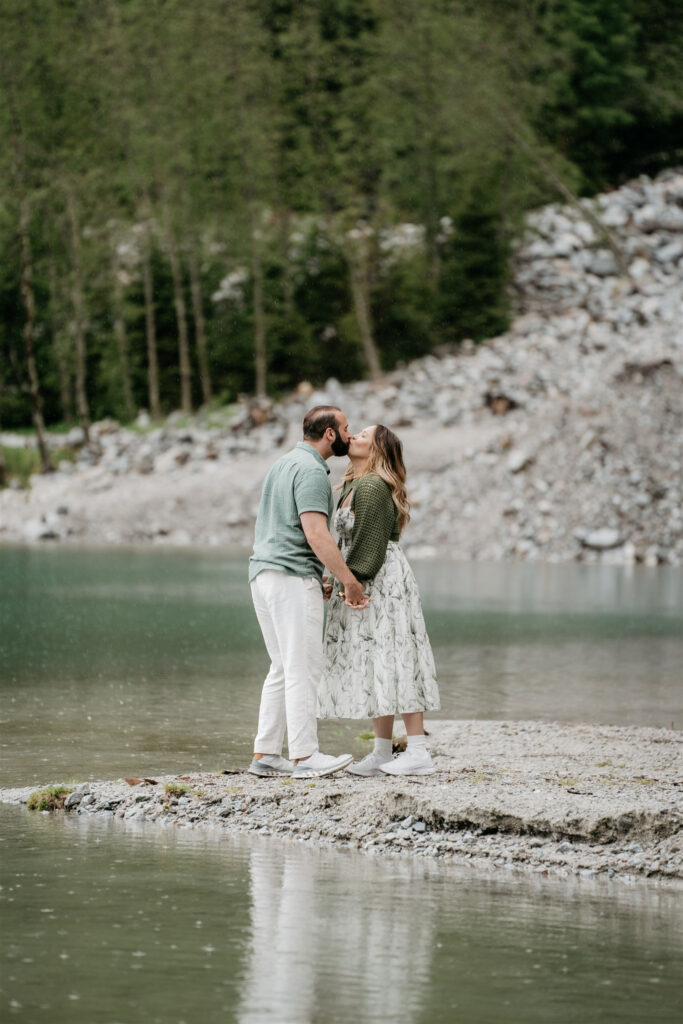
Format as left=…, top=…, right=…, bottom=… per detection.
left=341, top=591, right=371, bottom=609
left=322, top=575, right=334, bottom=602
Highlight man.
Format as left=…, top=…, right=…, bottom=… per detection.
left=248, top=405, right=369, bottom=780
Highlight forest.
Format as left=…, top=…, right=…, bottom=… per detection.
left=1, top=0, right=682, bottom=449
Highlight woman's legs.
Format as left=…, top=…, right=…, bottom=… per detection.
left=373, top=715, right=394, bottom=740
left=401, top=711, right=424, bottom=736
left=373, top=712, right=425, bottom=739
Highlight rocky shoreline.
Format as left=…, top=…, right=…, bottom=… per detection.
left=3, top=721, right=681, bottom=886
left=1, top=168, right=682, bottom=564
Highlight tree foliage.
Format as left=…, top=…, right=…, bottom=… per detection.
left=0, top=0, right=681, bottom=430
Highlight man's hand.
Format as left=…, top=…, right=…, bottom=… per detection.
left=343, top=578, right=370, bottom=608
left=300, top=512, right=370, bottom=610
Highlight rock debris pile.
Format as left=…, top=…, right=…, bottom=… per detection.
left=1, top=169, right=681, bottom=563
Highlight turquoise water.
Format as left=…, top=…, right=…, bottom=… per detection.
left=1, top=547, right=682, bottom=1023
left=0, top=547, right=681, bottom=787
left=1, top=803, right=681, bottom=1024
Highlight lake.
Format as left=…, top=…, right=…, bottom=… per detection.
left=1, top=547, right=682, bottom=1022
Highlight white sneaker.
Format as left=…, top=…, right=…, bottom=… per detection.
left=248, top=755, right=293, bottom=777
left=347, top=750, right=390, bottom=777
left=292, top=751, right=353, bottom=780
left=379, top=748, right=435, bottom=776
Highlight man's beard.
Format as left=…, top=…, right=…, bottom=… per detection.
left=330, top=430, right=350, bottom=456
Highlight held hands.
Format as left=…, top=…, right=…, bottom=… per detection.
left=342, top=577, right=371, bottom=610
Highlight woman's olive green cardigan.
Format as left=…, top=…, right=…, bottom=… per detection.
left=336, top=473, right=400, bottom=582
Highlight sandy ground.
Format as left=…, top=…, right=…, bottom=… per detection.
left=3, top=720, right=681, bottom=886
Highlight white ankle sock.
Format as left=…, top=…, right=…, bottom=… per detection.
left=373, top=738, right=393, bottom=759
left=407, top=733, right=427, bottom=750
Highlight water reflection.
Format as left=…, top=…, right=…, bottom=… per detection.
left=237, top=843, right=435, bottom=1023
left=1, top=805, right=682, bottom=1023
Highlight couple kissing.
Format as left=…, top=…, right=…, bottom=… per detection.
left=248, top=405, right=440, bottom=781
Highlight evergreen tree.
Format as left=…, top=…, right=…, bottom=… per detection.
left=537, top=0, right=644, bottom=190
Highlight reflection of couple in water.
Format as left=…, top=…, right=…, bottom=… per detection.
left=248, top=405, right=439, bottom=780
left=237, top=840, right=434, bottom=1024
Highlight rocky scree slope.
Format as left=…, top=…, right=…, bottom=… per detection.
left=2, top=169, right=682, bottom=564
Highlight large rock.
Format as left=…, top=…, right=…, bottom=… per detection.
left=580, top=529, right=625, bottom=551
left=22, top=518, right=59, bottom=542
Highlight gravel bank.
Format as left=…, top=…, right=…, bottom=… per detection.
left=3, top=721, right=681, bottom=886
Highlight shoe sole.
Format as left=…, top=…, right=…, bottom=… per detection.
left=248, top=765, right=292, bottom=778
left=379, top=765, right=435, bottom=776
left=292, top=755, right=354, bottom=780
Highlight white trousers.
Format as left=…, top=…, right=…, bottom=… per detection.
left=251, top=569, right=324, bottom=760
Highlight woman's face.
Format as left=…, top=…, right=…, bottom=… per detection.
left=348, top=424, right=376, bottom=460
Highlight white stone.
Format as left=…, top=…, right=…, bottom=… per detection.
left=65, top=426, right=86, bottom=447
left=507, top=449, right=534, bottom=473
left=654, top=240, right=683, bottom=264
left=600, top=205, right=629, bottom=228
left=22, top=519, right=58, bottom=542
left=581, top=528, right=624, bottom=551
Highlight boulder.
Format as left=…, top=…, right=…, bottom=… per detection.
left=580, top=528, right=625, bottom=551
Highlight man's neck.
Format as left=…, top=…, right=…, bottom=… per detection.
left=301, top=439, right=331, bottom=461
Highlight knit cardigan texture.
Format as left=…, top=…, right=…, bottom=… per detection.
left=336, top=473, right=400, bottom=581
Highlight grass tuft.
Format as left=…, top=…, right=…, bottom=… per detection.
left=1, top=445, right=77, bottom=488
left=27, top=785, right=74, bottom=811
left=164, top=783, right=189, bottom=798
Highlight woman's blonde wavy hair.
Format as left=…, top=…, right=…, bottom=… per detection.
left=341, top=424, right=411, bottom=532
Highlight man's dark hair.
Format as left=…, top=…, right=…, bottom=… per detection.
left=303, top=406, right=341, bottom=441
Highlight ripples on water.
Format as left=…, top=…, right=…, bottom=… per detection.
left=1, top=548, right=682, bottom=1021
left=1, top=548, right=681, bottom=787
left=1, top=805, right=682, bottom=1024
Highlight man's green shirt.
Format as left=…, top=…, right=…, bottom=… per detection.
left=248, top=442, right=333, bottom=582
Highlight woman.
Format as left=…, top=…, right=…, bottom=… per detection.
left=318, top=424, right=440, bottom=776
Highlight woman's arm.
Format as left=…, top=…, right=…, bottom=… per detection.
left=344, top=475, right=397, bottom=582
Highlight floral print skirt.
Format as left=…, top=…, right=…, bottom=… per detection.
left=318, top=511, right=440, bottom=719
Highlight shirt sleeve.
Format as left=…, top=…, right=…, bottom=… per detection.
left=293, top=466, right=330, bottom=517
left=345, top=476, right=397, bottom=582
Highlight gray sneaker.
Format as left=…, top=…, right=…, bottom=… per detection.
left=291, top=751, right=353, bottom=780
left=346, top=750, right=388, bottom=777
left=248, top=755, right=294, bottom=777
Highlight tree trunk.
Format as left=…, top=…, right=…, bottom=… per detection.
left=139, top=219, right=161, bottom=420
left=347, top=239, right=382, bottom=380
left=111, top=253, right=135, bottom=422
left=188, top=247, right=212, bottom=406
left=251, top=235, right=267, bottom=398
left=166, top=226, right=193, bottom=414
left=19, top=194, right=53, bottom=471
left=416, top=19, right=441, bottom=290
left=48, top=257, right=74, bottom=423
left=6, top=78, right=53, bottom=468
left=65, top=190, right=90, bottom=440
left=278, top=206, right=295, bottom=315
